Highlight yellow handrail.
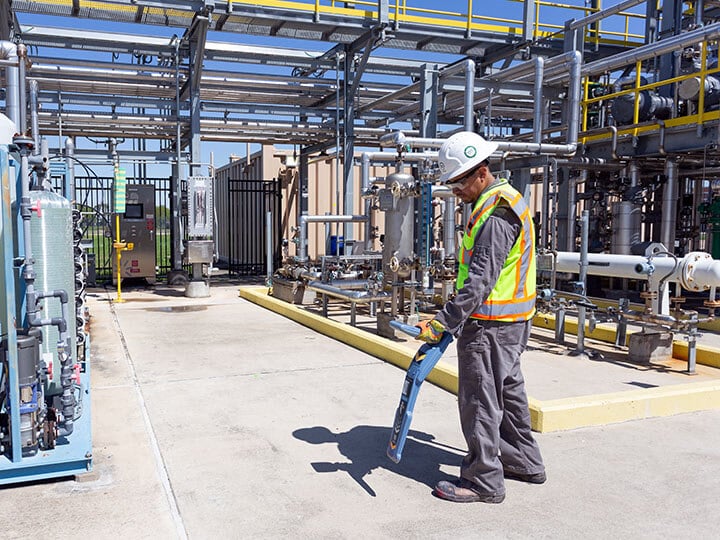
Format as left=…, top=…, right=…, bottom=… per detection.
left=21, top=0, right=646, bottom=47
left=580, top=38, right=720, bottom=139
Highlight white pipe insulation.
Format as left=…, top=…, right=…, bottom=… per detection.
left=555, top=251, right=720, bottom=292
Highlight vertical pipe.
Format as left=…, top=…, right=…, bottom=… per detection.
left=17, top=44, right=27, bottom=135
left=696, top=0, right=705, bottom=28
left=172, top=37, right=183, bottom=272
left=575, top=209, right=590, bottom=355
left=443, top=198, right=456, bottom=259
left=65, top=137, right=75, bottom=202
left=533, top=56, right=545, bottom=143
left=335, top=52, right=341, bottom=243
left=661, top=158, right=678, bottom=252
left=29, top=80, right=40, bottom=154
left=543, top=161, right=554, bottom=251
left=567, top=170, right=582, bottom=251
left=266, top=210, right=272, bottom=284
left=361, top=153, right=373, bottom=252
left=567, top=50, right=582, bottom=146
left=0, top=41, right=19, bottom=127
left=463, top=58, right=475, bottom=131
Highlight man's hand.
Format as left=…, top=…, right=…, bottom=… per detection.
left=415, top=319, right=445, bottom=344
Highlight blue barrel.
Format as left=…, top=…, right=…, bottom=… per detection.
left=329, top=235, right=344, bottom=255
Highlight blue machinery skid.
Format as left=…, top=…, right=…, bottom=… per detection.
left=0, top=145, right=92, bottom=485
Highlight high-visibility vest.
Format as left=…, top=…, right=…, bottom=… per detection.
left=456, top=179, right=537, bottom=322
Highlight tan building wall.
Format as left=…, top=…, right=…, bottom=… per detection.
left=215, top=145, right=392, bottom=263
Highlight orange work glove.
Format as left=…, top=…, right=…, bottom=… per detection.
left=415, top=319, right=445, bottom=344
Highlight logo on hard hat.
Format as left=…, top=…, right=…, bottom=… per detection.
left=438, top=161, right=446, bottom=171
left=464, top=146, right=477, bottom=158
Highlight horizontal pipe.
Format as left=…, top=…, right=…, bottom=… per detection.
left=302, top=214, right=369, bottom=224
left=565, top=0, right=646, bottom=32
left=307, top=281, right=391, bottom=303
left=297, top=214, right=369, bottom=263
left=555, top=251, right=720, bottom=291
left=580, top=21, right=720, bottom=79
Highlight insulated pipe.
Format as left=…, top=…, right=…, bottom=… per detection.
left=0, top=41, right=19, bottom=127
left=533, top=56, right=544, bottom=143
left=379, top=132, right=443, bottom=148
left=297, top=214, right=369, bottom=263
left=555, top=251, right=720, bottom=291
left=661, top=159, right=678, bottom=252
left=431, top=185, right=459, bottom=198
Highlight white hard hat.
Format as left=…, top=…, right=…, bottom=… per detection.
left=437, top=131, right=498, bottom=184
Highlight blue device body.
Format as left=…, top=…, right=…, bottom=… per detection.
left=387, top=320, right=453, bottom=463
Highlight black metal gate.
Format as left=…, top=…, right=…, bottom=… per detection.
left=224, top=179, right=282, bottom=277
left=74, top=176, right=173, bottom=281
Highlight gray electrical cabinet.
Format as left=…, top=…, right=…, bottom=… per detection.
left=113, top=184, right=156, bottom=283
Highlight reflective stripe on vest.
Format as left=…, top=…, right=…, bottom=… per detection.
left=456, top=179, right=537, bottom=322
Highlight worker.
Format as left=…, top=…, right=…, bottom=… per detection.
left=415, top=131, right=545, bottom=504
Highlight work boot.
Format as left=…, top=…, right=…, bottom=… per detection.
left=503, top=468, right=546, bottom=484
left=433, top=479, right=505, bottom=504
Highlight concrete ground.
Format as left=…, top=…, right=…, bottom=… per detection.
left=2, top=280, right=720, bottom=539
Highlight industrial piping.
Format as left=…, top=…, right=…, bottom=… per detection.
left=297, top=214, right=369, bottom=263
left=0, top=41, right=19, bottom=127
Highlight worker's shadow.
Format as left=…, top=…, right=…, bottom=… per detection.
left=293, top=425, right=463, bottom=497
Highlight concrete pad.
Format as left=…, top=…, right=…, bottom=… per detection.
left=3, top=281, right=720, bottom=538
left=240, top=286, right=720, bottom=432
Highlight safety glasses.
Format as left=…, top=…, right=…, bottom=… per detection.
left=445, top=167, right=477, bottom=190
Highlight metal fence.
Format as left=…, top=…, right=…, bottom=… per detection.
left=74, top=176, right=173, bottom=282
left=216, top=178, right=282, bottom=277
left=76, top=175, right=282, bottom=282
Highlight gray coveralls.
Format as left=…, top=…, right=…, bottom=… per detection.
left=434, top=188, right=545, bottom=497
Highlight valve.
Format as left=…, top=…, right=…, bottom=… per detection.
left=112, top=241, right=134, bottom=251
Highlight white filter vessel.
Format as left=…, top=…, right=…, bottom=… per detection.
left=22, top=190, right=77, bottom=396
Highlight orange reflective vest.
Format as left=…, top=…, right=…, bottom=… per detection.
left=456, top=179, right=537, bottom=322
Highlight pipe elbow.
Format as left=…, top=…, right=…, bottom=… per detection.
left=0, top=40, right=17, bottom=60
left=564, top=143, right=578, bottom=157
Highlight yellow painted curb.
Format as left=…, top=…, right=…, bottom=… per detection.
left=533, top=381, right=720, bottom=432
left=240, top=286, right=720, bottom=432
left=533, top=313, right=720, bottom=369
left=239, top=286, right=458, bottom=394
